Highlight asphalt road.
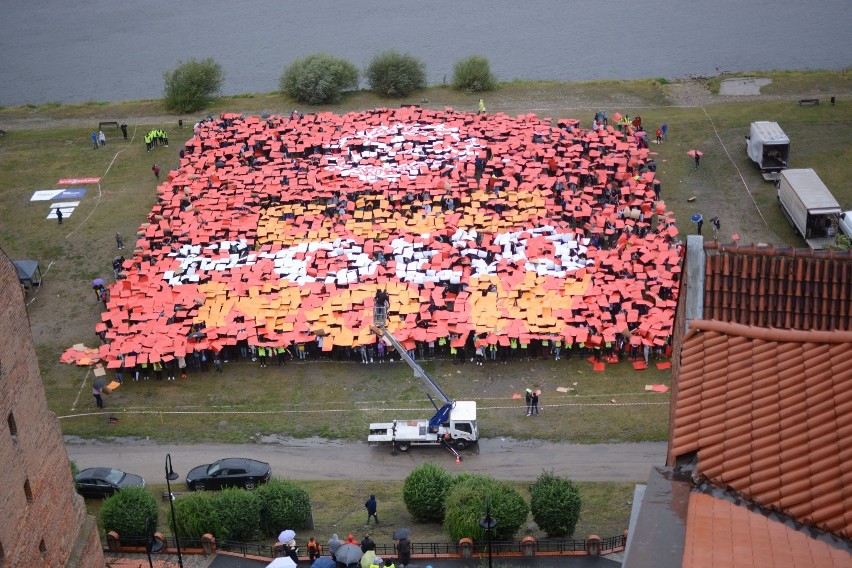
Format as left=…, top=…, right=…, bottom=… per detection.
left=66, top=437, right=666, bottom=484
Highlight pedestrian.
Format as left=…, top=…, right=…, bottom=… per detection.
left=56, top=207, right=63, bottom=225
left=478, top=99, right=486, bottom=115
left=92, top=384, right=104, bottom=408
left=361, top=534, right=376, bottom=553
left=661, top=123, right=668, bottom=140
left=115, top=232, right=124, bottom=249
left=697, top=217, right=704, bottom=235
left=328, top=534, right=342, bottom=562
left=365, top=494, right=379, bottom=525
left=531, top=390, right=540, bottom=415
left=710, top=216, right=721, bottom=240
left=396, top=537, right=411, bottom=567
left=120, top=122, right=128, bottom=140
left=282, top=538, right=299, bottom=565
left=694, top=152, right=701, bottom=168
left=112, top=257, right=123, bottom=280
left=655, top=127, right=662, bottom=144
left=525, top=388, right=533, bottom=416
left=307, top=537, right=322, bottom=562
left=152, top=163, right=160, bottom=179
left=99, top=130, right=106, bottom=147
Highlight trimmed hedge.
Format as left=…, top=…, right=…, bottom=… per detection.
left=257, top=479, right=313, bottom=536
left=173, top=491, right=221, bottom=539
left=530, top=470, right=582, bottom=538
left=443, top=474, right=528, bottom=542
left=403, top=462, right=453, bottom=522
left=215, top=487, right=262, bottom=541
left=99, top=486, right=158, bottom=537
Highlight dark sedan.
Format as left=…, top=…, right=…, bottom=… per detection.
left=75, top=467, right=145, bottom=498
left=185, top=457, right=271, bottom=491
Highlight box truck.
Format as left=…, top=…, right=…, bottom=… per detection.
left=776, top=169, right=841, bottom=249
left=746, top=121, right=790, bottom=180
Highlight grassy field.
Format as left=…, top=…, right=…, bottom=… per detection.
left=4, top=71, right=852, bottom=545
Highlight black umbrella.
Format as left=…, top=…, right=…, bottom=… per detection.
left=333, top=543, right=362, bottom=566
left=392, top=528, right=410, bottom=540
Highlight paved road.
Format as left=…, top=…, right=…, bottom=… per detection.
left=66, top=437, right=666, bottom=484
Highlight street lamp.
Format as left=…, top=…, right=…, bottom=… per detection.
left=144, top=516, right=163, bottom=568
left=479, top=495, right=497, bottom=568
left=165, top=453, right=184, bottom=568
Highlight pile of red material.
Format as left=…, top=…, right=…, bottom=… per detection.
left=63, top=108, right=680, bottom=367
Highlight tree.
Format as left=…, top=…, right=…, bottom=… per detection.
left=365, top=51, right=426, bottom=98
left=403, top=462, right=453, bottom=522
left=173, top=491, right=221, bottom=538
left=163, top=58, right=224, bottom=113
left=280, top=54, right=359, bottom=105
left=99, top=486, right=158, bottom=538
left=443, top=474, right=528, bottom=542
left=451, top=55, right=497, bottom=93
left=256, top=479, right=313, bottom=536
left=529, top=470, right=582, bottom=537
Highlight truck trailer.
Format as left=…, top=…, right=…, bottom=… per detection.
left=777, top=168, right=841, bottom=249
left=746, top=121, right=790, bottom=180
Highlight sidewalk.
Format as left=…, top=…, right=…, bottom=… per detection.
left=206, top=553, right=622, bottom=568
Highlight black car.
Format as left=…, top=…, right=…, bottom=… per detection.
left=185, top=458, right=271, bottom=491
left=75, top=467, right=145, bottom=498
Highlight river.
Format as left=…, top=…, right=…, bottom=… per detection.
left=0, top=0, right=850, bottom=106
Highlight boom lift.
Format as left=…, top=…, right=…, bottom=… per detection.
left=367, top=304, right=479, bottom=456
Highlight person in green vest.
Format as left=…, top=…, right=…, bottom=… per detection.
left=478, top=99, right=486, bottom=115
left=553, top=338, right=562, bottom=361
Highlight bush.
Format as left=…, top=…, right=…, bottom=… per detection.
left=443, top=474, right=528, bottom=542
left=163, top=58, right=224, bottom=113
left=174, top=491, right=221, bottom=538
left=99, top=487, right=158, bottom=537
left=403, top=462, right=453, bottom=522
left=530, top=471, right=582, bottom=538
left=215, top=487, right=262, bottom=541
left=256, top=479, right=313, bottom=536
left=365, top=51, right=426, bottom=97
left=280, top=54, right=359, bottom=105
left=451, top=56, right=497, bottom=93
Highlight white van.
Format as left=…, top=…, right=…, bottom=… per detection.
left=839, top=210, right=852, bottom=238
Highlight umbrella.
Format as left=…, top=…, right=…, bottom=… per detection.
left=690, top=213, right=703, bottom=224
left=310, top=558, right=336, bottom=568
left=266, top=558, right=297, bottom=568
left=92, top=278, right=105, bottom=287
left=278, top=529, right=296, bottom=543
left=687, top=150, right=703, bottom=157
left=392, top=528, right=411, bottom=540
left=334, top=543, right=363, bottom=566
left=93, top=378, right=108, bottom=389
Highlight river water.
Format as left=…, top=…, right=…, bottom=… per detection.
left=0, top=0, right=850, bottom=106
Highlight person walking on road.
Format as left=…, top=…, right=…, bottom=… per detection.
left=365, top=494, right=379, bottom=525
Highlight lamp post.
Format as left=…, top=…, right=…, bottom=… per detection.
left=144, top=516, right=163, bottom=568
left=164, top=453, right=184, bottom=568
left=479, top=495, right=497, bottom=568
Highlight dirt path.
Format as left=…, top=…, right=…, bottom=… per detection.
left=65, top=437, right=666, bottom=483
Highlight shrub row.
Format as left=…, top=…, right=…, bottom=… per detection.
left=162, top=54, right=497, bottom=110
left=403, top=464, right=581, bottom=540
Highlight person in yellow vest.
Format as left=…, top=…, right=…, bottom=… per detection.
left=478, top=99, right=486, bottom=115
left=553, top=338, right=562, bottom=360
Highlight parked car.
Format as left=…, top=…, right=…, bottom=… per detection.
left=185, top=458, right=271, bottom=491
left=75, top=467, right=145, bottom=498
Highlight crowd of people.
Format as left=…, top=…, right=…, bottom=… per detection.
left=65, top=107, right=681, bottom=374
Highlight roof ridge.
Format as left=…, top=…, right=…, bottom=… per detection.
left=685, top=319, right=852, bottom=343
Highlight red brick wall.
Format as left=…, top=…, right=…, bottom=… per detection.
left=0, top=249, right=104, bottom=567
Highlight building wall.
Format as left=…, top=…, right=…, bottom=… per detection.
left=0, top=249, right=104, bottom=568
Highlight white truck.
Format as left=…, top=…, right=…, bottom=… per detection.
left=746, top=121, right=790, bottom=180
left=777, top=168, right=841, bottom=249
left=367, top=306, right=479, bottom=455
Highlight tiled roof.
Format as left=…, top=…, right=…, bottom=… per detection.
left=670, top=320, right=852, bottom=539
left=702, top=244, right=852, bottom=330
left=683, top=492, right=852, bottom=568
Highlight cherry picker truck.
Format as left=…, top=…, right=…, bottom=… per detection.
left=368, top=304, right=479, bottom=458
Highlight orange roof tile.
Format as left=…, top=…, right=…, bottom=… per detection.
left=670, top=320, right=852, bottom=539
left=683, top=492, right=852, bottom=568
